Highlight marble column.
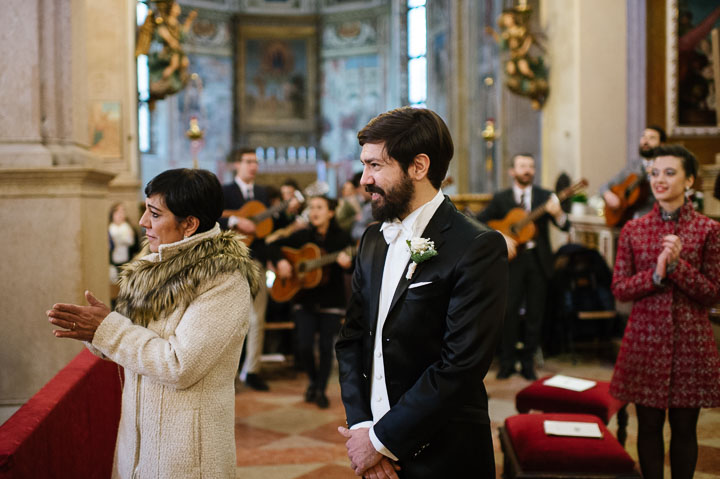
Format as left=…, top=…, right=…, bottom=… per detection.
left=540, top=0, right=628, bottom=194
left=0, top=0, right=123, bottom=424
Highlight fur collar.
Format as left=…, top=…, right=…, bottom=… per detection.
left=116, top=225, right=261, bottom=326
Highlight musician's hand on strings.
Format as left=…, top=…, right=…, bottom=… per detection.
left=501, top=233, right=518, bottom=260
left=545, top=195, right=563, bottom=218
left=287, top=198, right=302, bottom=215
left=337, top=251, right=353, bottom=269
left=233, top=216, right=256, bottom=235
left=603, top=191, right=621, bottom=210
left=662, top=234, right=682, bottom=266
left=276, top=259, right=293, bottom=279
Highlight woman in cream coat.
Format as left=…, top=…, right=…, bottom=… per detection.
left=48, top=168, right=261, bottom=478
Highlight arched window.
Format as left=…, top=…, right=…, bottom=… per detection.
left=407, top=0, right=427, bottom=108
left=136, top=2, right=151, bottom=153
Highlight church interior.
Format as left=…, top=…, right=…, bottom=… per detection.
left=1, top=0, right=720, bottom=477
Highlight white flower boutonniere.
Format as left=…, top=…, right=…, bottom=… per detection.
left=405, top=237, right=438, bottom=280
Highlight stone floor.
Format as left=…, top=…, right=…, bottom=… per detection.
left=234, top=353, right=720, bottom=478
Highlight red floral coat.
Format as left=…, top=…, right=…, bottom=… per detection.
left=609, top=202, right=720, bottom=409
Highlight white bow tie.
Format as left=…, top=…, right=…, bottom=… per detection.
left=381, top=221, right=411, bottom=245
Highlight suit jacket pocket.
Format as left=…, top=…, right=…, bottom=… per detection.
left=404, top=280, right=445, bottom=300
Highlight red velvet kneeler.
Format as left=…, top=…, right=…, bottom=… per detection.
left=0, top=349, right=121, bottom=479
left=516, top=375, right=628, bottom=446
left=500, top=413, right=639, bottom=478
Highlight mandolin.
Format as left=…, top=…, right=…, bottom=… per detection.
left=222, top=181, right=328, bottom=245
left=486, top=179, right=588, bottom=245
left=603, top=173, right=649, bottom=227
left=269, top=243, right=357, bottom=303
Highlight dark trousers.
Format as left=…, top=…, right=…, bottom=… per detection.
left=294, top=308, right=342, bottom=392
left=500, top=248, right=547, bottom=368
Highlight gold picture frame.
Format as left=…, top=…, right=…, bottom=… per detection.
left=237, top=23, right=317, bottom=132
left=666, top=0, right=720, bottom=136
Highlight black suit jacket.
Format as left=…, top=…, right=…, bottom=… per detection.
left=335, top=197, right=507, bottom=470
left=220, top=181, right=270, bottom=262
left=476, top=185, right=569, bottom=276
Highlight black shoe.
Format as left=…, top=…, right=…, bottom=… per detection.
left=520, top=364, right=537, bottom=381
left=305, top=385, right=318, bottom=403
left=316, top=393, right=329, bottom=409
left=497, top=366, right=515, bottom=379
left=245, top=373, right=270, bottom=391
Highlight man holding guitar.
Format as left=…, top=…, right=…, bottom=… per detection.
left=600, top=125, right=666, bottom=226
left=477, top=153, right=569, bottom=381
left=221, top=147, right=299, bottom=391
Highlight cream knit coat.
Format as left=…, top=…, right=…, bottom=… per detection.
left=87, top=225, right=260, bottom=478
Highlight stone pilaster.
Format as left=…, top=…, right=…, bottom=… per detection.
left=0, top=0, right=125, bottom=425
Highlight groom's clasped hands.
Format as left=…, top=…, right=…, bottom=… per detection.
left=338, top=426, right=401, bottom=478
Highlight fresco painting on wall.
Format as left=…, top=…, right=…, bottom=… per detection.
left=320, top=54, right=382, bottom=171
left=89, top=101, right=122, bottom=157
left=238, top=25, right=317, bottom=131
left=177, top=55, right=233, bottom=174
left=667, top=0, right=720, bottom=135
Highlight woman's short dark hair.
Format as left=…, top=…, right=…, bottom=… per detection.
left=357, top=107, right=454, bottom=189
left=652, top=144, right=698, bottom=180
left=311, top=194, right=338, bottom=211
left=144, top=169, right=224, bottom=234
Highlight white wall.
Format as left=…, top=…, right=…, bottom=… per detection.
left=541, top=0, right=627, bottom=193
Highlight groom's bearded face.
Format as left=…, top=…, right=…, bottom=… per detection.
left=366, top=168, right=414, bottom=222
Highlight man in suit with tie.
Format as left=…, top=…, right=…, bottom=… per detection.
left=221, top=147, right=271, bottom=391
left=336, top=107, right=508, bottom=478
left=477, top=154, right=569, bottom=381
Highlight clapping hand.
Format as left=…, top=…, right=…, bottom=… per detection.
left=662, top=235, right=682, bottom=265
left=655, top=235, right=682, bottom=279
left=47, top=290, right=110, bottom=342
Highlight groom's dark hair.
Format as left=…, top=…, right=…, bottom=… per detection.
left=358, top=107, right=454, bottom=189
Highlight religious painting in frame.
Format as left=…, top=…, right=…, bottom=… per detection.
left=89, top=101, right=122, bottom=157
left=666, top=0, right=720, bottom=136
left=237, top=24, right=317, bottom=132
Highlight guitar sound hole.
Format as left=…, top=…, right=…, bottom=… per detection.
left=298, top=263, right=307, bottom=273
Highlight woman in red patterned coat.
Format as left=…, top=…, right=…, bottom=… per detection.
left=610, top=145, right=720, bottom=479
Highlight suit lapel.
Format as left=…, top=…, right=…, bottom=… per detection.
left=368, top=229, right=388, bottom=333
left=386, top=197, right=454, bottom=316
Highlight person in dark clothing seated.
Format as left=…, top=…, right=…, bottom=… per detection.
left=267, top=195, right=354, bottom=408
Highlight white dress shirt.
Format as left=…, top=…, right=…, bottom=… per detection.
left=228, top=178, right=255, bottom=228
left=350, top=189, right=445, bottom=460
left=235, top=178, right=255, bottom=200
left=513, top=184, right=535, bottom=248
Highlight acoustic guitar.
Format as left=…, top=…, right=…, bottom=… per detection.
left=486, top=179, right=588, bottom=245
left=222, top=182, right=328, bottom=245
left=269, top=243, right=357, bottom=303
left=603, top=172, right=649, bottom=227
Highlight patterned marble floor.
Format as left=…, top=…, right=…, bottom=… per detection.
left=234, top=354, right=720, bottom=478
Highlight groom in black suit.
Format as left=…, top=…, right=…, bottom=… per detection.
left=336, top=107, right=508, bottom=478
